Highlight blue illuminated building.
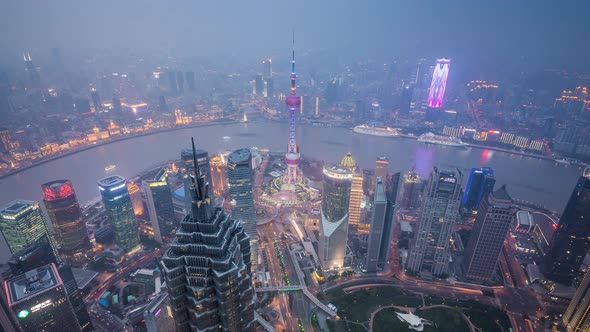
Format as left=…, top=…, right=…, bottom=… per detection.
left=462, top=167, right=495, bottom=212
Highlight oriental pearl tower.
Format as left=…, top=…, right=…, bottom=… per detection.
left=284, top=34, right=301, bottom=186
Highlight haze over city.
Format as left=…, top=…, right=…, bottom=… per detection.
left=0, top=1, right=590, bottom=332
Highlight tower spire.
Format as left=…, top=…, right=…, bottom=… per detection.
left=284, top=32, right=302, bottom=185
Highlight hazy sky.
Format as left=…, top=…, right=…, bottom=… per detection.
left=1, top=1, right=589, bottom=70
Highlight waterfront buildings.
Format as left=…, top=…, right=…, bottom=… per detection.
left=210, top=154, right=227, bottom=196
left=227, top=148, right=258, bottom=266
left=0, top=200, right=57, bottom=256
left=319, top=164, right=353, bottom=270
left=463, top=185, right=514, bottom=282
left=544, top=168, right=590, bottom=286
left=408, top=167, right=462, bottom=276
left=462, top=167, right=496, bottom=213
left=5, top=263, right=81, bottom=331
left=161, top=139, right=255, bottom=331
left=42, top=180, right=91, bottom=258
left=98, top=175, right=140, bottom=252
left=142, top=167, right=175, bottom=244
left=340, top=152, right=365, bottom=233
left=427, top=58, right=451, bottom=108
left=563, top=267, right=590, bottom=331
left=8, top=235, right=92, bottom=331
left=366, top=178, right=390, bottom=273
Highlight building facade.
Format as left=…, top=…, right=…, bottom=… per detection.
left=365, top=178, right=389, bottom=273
left=544, top=168, right=590, bottom=285
left=98, top=175, right=140, bottom=252
left=210, top=154, right=227, bottom=196
left=340, top=152, right=365, bottom=233
left=5, top=263, right=81, bottom=332
left=462, top=167, right=496, bottom=213
left=0, top=200, right=58, bottom=256
left=181, top=148, right=211, bottom=212
left=463, top=185, right=514, bottom=282
left=427, top=58, right=451, bottom=108
left=563, top=267, right=590, bottom=332
left=42, top=180, right=91, bottom=258
left=408, top=167, right=462, bottom=276
left=374, top=156, right=389, bottom=190
left=144, top=292, right=175, bottom=332
left=227, top=148, right=258, bottom=265
left=319, top=164, right=353, bottom=270
left=161, top=141, right=255, bottom=331
left=142, top=167, right=175, bottom=244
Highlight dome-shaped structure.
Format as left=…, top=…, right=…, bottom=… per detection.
left=286, top=94, right=301, bottom=108
left=340, top=152, right=357, bottom=171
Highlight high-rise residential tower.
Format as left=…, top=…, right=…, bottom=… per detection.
left=319, top=164, right=353, bottom=270
left=227, top=148, right=258, bottom=266
left=544, top=168, right=590, bottom=285
left=210, top=154, right=227, bottom=196
left=463, top=185, right=514, bottom=282
left=161, top=138, right=255, bottom=332
left=340, top=152, right=365, bottom=233
left=142, top=167, right=175, bottom=244
left=462, top=167, right=496, bottom=213
left=408, top=167, right=462, bottom=276
left=0, top=200, right=58, bottom=257
left=284, top=36, right=302, bottom=185
left=5, top=263, right=81, bottom=332
left=427, top=58, right=451, bottom=108
left=563, top=267, right=590, bottom=331
left=42, top=180, right=91, bottom=258
left=366, top=177, right=390, bottom=273
left=98, top=175, right=140, bottom=252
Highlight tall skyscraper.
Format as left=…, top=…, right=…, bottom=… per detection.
left=255, top=75, right=264, bottom=96
left=563, top=267, right=590, bottom=331
left=23, top=52, right=41, bottom=88
left=374, top=156, right=389, bottom=189
left=462, top=167, right=496, bottom=212
left=185, top=71, right=195, bottom=91
left=399, top=168, right=423, bottom=210
left=319, top=164, right=353, bottom=270
left=90, top=88, right=101, bottom=113
left=143, top=293, right=175, bottom=332
left=262, top=58, right=272, bottom=78
left=181, top=148, right=211, bottom=212
left=210, top=154, right=227, bottom=196
left=0, top=200, right=57, bottom=256
left=463, top=185, right=514, bottom=282
left=142, top=167, right=175, bottom=244
left=366, top=178, right=390, bottom=273
left=228, top=148, right=258, bottom=266
left=167, top=71, right=178, bottom=95
left=427, top=58, right=451, bottom=108
left=408, top=167, right=462, bottom=276
left=340, top=152, right=365, bottom=233
left=284, top=37, right=302, bottom=185
left=42, top=180, right=91, bottom=258
left=381, top=172, right=401, bottom=268
left=5, top=263, right=81, bottom=332
left=127, top=181, right=145, bottom=216
left=98, top=175, right=140, bottom=252
left=8, top=236, right=92, bottom=331
left=544, top=168, right=590, bottom=285
left=176, top=71, right=184, bottom=94
left=161, top=139, right=255, bottom=331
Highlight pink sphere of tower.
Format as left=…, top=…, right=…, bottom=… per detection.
left=286, top=94, right=300, bottom=108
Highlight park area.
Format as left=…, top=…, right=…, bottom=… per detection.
left=324, top=286, right=511, bottom=332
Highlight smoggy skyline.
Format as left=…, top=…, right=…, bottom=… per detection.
left=1, top=1, right=589, bottom=71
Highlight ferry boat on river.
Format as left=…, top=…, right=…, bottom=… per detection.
left=417, top=132, right=468, bottom=147
left=352, top=124, right=400, bottom=137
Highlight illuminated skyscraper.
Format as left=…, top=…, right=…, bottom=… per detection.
left=427, top=58, right=451, bottom=108
left=399, top=168, right=423, bottom=210
left=544, top=168, right=590, bottom=286
left=319, top=164, right=353, bottom=270
left=90, top=88, right=101, bottom=113
left=142, top=168, right=175, bottom=244
left=8, top=236, right=93, bottom=331
left=42, top=180, right=90, bottom=258
left=374, top=156, right=389, bottom=189
left=162, top=139, right=255, bottom=332
left=462, top=167, right=495, bottom=213
left=0, top=200, right=57, bottom=256
left=563, top=267, right=590, bottom=332
left=284, top=36, right=302, bottom=185
left=340, top=152, right=365, bottom=233
left=127, top=181, right=145, bottom=216
left=408, top=167, right=462, bottom=276
left=5, top=263, right=80, bottom=332
left=228, top=148, right=258, bottom=266
left=463, top=186, right=514, bottom=282
left=181, top=148, right=211, bottom=212
left=210, top=154, right=227, bottom=196
left=98, top=175, right=140, bottom=252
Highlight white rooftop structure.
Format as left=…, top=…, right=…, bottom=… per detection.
left=396, top=312, right=432, bottom=331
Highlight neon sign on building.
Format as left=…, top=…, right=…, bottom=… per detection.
left=427, top=58, right=451, bottom=108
